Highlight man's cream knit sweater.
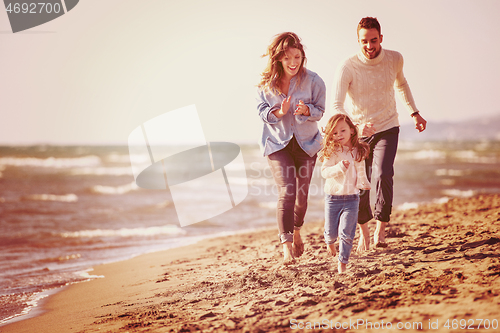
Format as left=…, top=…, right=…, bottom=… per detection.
left=332, top=48, right=419, bottom=134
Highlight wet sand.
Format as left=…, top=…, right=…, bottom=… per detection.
left=2, top=194, right=500, bottom=333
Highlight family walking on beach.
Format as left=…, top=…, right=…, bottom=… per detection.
left=257, top=17, right=427, bottom=272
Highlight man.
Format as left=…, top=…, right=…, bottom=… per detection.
left=332, top=17, right=427, bottom=250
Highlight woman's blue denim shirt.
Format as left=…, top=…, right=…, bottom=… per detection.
left=257, top=69, right=326, bottom=157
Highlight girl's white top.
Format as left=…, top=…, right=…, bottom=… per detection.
left=321, top=146, right=371, bottom=195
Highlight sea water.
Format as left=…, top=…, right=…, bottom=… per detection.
left=1, top=141, right=500, bottom=325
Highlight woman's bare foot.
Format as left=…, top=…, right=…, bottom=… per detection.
left=283, top=242, right=295, bottom=265
left=292, top=230, right=304, bottom=257
left=356, top=222, right=371, bottom=252
left=326, top=243, right=337, bottom=257
left=338, top=261, right=347, bottom=274
left=374, top=220, right=388, bottom=248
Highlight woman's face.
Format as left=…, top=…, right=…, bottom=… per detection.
left=279, top=47, right=302, bottom=79
left=333, top=120, right=354, bottom=147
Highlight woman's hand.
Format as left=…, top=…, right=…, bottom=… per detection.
left=273, top=96, right=291, bottom=118
left=294, top=100, right=310, bottom=116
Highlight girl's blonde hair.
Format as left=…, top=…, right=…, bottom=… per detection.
left=319, top=114, right=370, bottom=162
left=257, top=32, right=307, bottom=95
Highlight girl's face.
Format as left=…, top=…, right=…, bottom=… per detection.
left=332, top=119, right=354, bottom=147
left=279, top=47, right=302, bottom=79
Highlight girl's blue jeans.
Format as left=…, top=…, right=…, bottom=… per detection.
left=324, top=194, right=360, bottom=264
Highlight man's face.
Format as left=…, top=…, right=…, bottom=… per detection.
left=358, top=28, right=383, bottom=59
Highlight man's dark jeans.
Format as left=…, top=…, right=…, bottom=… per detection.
left=359, top=126, right=399, bottom=224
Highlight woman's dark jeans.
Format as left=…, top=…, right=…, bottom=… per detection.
left=359, top=126, right=399, bottom=224
left=267, top=137, right=317, bottom=243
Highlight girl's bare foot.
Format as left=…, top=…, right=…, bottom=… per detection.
left=338, top=261, right=347, bottom=274
left=283, top=242, right=295, bottom=265
left=292, top=230, right=304, bottom=257
left=326, top=243, right=337, bottom=257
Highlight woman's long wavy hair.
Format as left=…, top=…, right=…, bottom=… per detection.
left=258, top=32, right=307, bottom=95
left=319, top=114, right=370, bottom=162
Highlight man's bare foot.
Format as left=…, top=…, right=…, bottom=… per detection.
left=283, top=242, right=295, bottom=265
left=357, top=234, right=367, bottom=252
left=356, top=222, right=371, bottom=252
left=338, top=261, right=347, bottom=274
left=374, top=220, right=388, bottom=248
left=326, top=243, right=337, bottom=257
left=292, top=230, right=304, bottom=257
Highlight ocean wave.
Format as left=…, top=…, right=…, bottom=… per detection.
left=397, top=149, right=498, bottom=164
left=0, top=291, right=50, bottom=326
left=0, top=156, right=101, bottom=168
left=433, top=197, right=451, bottom=204
left=435, top=169, right=471, bottom=177
left=441, top=189, right=476, bottom=198
left=397, top=149, right=447, bottom=161
left=451, top=150, right=497, bottom=164
left=69, top=166, right=134, bottom=176
left=21, top=194, right=78, bottom=202
left=76, top=269, right=104, bottom=280
left=40, top=254, right=81, bottom=263
left=60, top=225, right=186, bottom=238
left=107, top=153, right=150, bottom=165
left=396, top=202, right=419, bottom=211
left=90, top=182, right=139, bottom=195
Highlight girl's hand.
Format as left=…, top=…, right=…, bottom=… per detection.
left=294, top=100, right=310, bottom=116
left=342, top=160, right=350, bottom=168
left=273, top=96, right=291, bottom=118
left=358, top=123, right=376, bottom=137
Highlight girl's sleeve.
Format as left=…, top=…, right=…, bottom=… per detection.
left=321, top=156, right=347, bottom=180
left=355, top=160, right=371, bottom=190
left=256, top=88, right=281, bottom=125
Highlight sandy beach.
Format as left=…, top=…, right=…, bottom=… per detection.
left=2, top=194, right=500, bottom=333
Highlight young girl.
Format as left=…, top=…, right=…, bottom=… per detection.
left=320, top=114, right=371, bottom=273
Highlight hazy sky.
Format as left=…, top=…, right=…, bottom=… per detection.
left=1, top=0, right=499, bottom=145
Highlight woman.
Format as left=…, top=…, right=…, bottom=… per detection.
left=257, top=32, right=326, bottom=264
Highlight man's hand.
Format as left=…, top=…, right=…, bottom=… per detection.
left=413, top=113, right=427, bottom=132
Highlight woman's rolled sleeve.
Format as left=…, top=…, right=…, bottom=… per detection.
left=257, top=92, right=280, bottom=125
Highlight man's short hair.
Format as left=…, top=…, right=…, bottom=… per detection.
left=357, top=17, right=381, bottom=36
